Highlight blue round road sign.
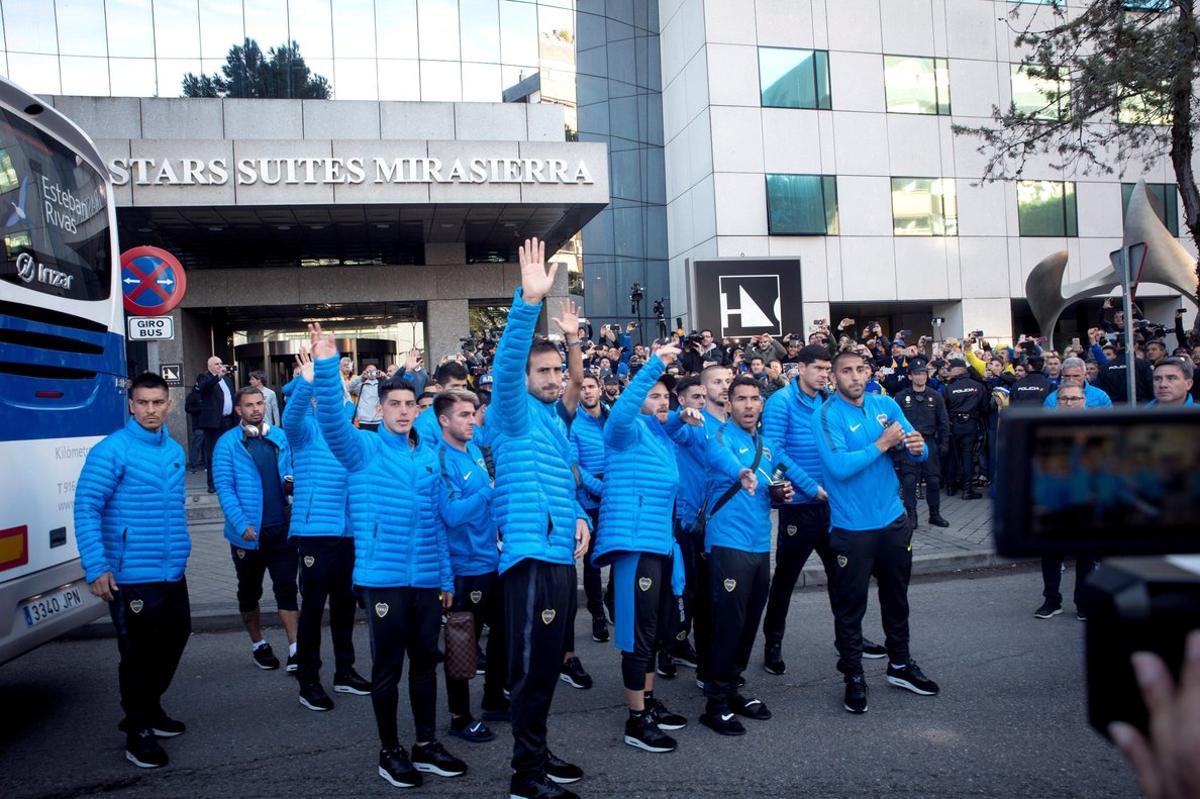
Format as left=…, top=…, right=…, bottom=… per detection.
left=120, top=246, right=187, bottom=316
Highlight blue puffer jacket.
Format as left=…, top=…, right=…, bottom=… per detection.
left=594, top=356, right=679, bottom=564
left=669, top=408, right=720, bottom=528
left=212, top=423, right=293, bottom=549
left=282, top=379, right=350, bottom=538
left=414, top=407, right=441, bottom=448
left=490, top=289, right=587, bottom=574
left=437, top=440, right=499, bottom=577
left=763, top=380, right=829, bottom=505
left=314, top=355, right=452, bottom=591
left=74, top=417, right=190, bottom=584
left=569, top=406, right=606, bottom=510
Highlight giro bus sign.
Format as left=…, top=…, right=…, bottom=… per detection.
left=120, top=246, right=187, bottom=316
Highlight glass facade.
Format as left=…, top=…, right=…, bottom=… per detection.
left=884, top=55, right=950, bottom=115
left=759, top=47, right=831, bottom=110
left=765, top=174, right=838, bottom=235
left=0, top=0, right=576, bottom=101
left=891, top=178, right=957, bottom=236
left=1011, top=64, right=1069, bottom=121
left=1017, top=180, right=1078, bottom=237
left=1122, top=182, right=1179, bottom=236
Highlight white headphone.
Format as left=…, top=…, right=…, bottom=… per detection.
left=242, top=421, right=271, bottom=438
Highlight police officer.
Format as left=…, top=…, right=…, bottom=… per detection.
left=75, top=372, right=191, bottom=769
left=943, top=359, right=987, bottom=500
left=813, top=352, right=940, bottom=715
left=212, top=385, right=299, bottom=670
left=893, top=358, right=951, bottom=528
left=1010, top=354, right=1056, bottom=407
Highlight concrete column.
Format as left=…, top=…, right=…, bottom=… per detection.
left=935, top=299, right=1013, bottom=345
left=425, top=242, right=466, bottom=265
left=801, top=301, right=831, bottom=336
left=426, top=299, right=470, bottom=364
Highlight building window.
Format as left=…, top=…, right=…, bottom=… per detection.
left=884, top=56, right=951, bottom=115
left=891, top=178, right=957, bottom=236
left=759, top=48, right=831, bottom=110
left=1017, top=181, right=1078, bottom=237
left=1011, top=65, right=1069, bottom=120
left=766, top=174, right=839, bottom=235
left=1122, top=183, right=1179, bottom=236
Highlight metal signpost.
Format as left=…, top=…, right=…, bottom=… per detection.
left=120, top=246, right=187, bottom=375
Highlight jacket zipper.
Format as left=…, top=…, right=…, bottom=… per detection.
left=118, top=527, right=128, bottom=572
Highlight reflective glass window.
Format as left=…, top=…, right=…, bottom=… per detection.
left=1122, top=182, right=1179, bottom=237
left=1017, top=181, right=1078, bottom=237
left=333, top=0, right=377, bottom=59
left=378, top=59, right=421, bottom=100
left=884, top=55, right=950, bottom=115
left=500, top=0, right=539, bottom=67
left=60, top=55, right=111, bottom=95
left=4, top=0, right=58, bottom=54
left=759, top=47, right=831, bottom=110
left=7, top=53, right=60, bottom=93
left=106, top=0, right=156, bottom=58
left=1118, top=90, right=1171, bottom=126
left=461, top=61, right=501, bottom=101
left=376, top=0, right=418, bottom=60
left=418, top=0, right=460, bottom=61
left=55, top=0, right=108, bottom=57
left=1011, top=64, right=1069, bottom=120
left=157, top=58, right=200, bottom=97
left=420, top=59, right=462, bottom=101
left=154, top=0, right=201, bottom=59
left=461, top=0, right=501, bottom=63
left=109, top=56, right=157, bottom=96
left=200, top=0, right=245, bottom=59
left=244, top=0, right=289, bottom=49
left=766, top=174, right=839, bottom=235
left=891, top=178, right=958, bottom=236
left=333, top=58, right=379, bottom=100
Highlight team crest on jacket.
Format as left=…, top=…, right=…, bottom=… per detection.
left=130, top=599, right=144, bottom=614
left=303, top=555, right=315, bottom=568
left=786, top=525, right=798, bottom=536
left=876, top=413, right=889, bottom=426
left=638, top=577, right=652, bottom=592
left=723, top=578, right=736, bottom=592
left=470, top=590, right=482, bottom=604
left=236, top=548, right=246, bottom=559
left=837, top=554, right=849, bottom=568
left=676, top=630, right=688, bottom=641
left=541, top=608, right=557, bottom=625
left=375, top=602, right=389, bottom=618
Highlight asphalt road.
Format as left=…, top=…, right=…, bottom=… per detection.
left=1, top=565, right=1138, bottom=799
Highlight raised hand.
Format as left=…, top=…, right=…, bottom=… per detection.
left=518, top=237, right=556, bottom=303
left=552, top=298, right=581, bottom=341
left=655, top=345, right=682, bottom=366
left=308, top=323, right=337, bottom=360
left=295, top=347, right=314, bottom=383
left=404, top=348, right=422, bottom=372
left=680, top=407, right=703, bottom=427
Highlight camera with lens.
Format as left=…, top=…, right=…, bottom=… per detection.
left=994, top=407, right=1200, bottom=741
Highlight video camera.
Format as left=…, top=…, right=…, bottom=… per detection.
left=994, top=407, right=1200, bottom=739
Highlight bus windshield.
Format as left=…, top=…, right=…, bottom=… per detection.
left=0, top=107, right=110, bottom=302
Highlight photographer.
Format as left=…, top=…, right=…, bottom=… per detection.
left=348, top=364, right=384, bottom=431
left=745, top=333, right=786, bottom=365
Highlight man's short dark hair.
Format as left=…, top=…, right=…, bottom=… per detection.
left=729, top=375, right=762, bottom=396
left=378, top=377, right=416, bottom=404
left=700, top=363, right=731, bottom=382
left=435, top=361, right=469, bottom=384
left=249, top=369, right=267, bottom=384
left=476, top=389, right=492, bottom=406
left=235, top=385, right=263, bottom=404
left=1154, top=356, right=1194, bottom=380
left=701, top=329, right=713, bottom=337
left=433, top=388, right=479, bottom=419
left=604, top=376, right=620, bottom=387
left=796, top=344, right=833, bottom=365
left=831, top=350, right=866, bottom=371
left=418, top=391, right=437, bottom=404
left=526, top=340, right=562, bottom=373
left=1026, top=355, right=1045, bottom=373
left=580, top=373, right=600, bottom=387
left=748, top=355, right=764, bottom=364
left=675, top=375, right=701, bottom=396
left=128, top=371, right=169, bottom=398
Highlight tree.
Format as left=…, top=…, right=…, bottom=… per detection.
left=181, top=38, right=331, bottom=99
left=954, top=0, right=1200, bottom=318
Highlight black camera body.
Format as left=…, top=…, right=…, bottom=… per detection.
left=994, top=407, right=1200, bottom=738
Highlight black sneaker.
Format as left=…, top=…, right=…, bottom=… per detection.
left=510, top=771, right=579, bottom=799
left=125, top=729, right=168, bottom=769
left=730, top=693, right=772, bottom=720
left=559, top=656, right=592, bottom=690
left=252, top=643, right=280, bottom=670
left=1076, top=610, right=1087, bottom=622
left=591, top=617, right=610, bottom=643
left=928, top=513, right=950, bottom=528
left=962, top=490, right=983, bottom=500
left=119, top=715, right=185, bottom=738
left=379, top=747, right=422, bottom=788
left=544, top=750, right=583, bottom=784
left=333, top=668, right=372, bottom=695
left=844, top=674, right=869, bottom=714
left=862, top=638, right=887, bottom=659
left=286, top=653, right=298, bottom=675
left=481, top=697, right=511, bottom=723
left=412, top=741, right=468, bottom=777
left=624, top=712, right=678, bottom=753
left=670, top=640, right=698, bottom=669
left=448, top=716, right=495, bottom=743
left=886, top=660, right=940, bottom=696
left=645, top=696, right=687, bottom=730
left=1035, top=601, right=1063, bottom=619
left=299, top=682, right=334, bottom=711
left=655, top=650, right=677, bottom=679
left=699, top=700, right=746, bottom=736
left=763, top=640, right=786, bottom=675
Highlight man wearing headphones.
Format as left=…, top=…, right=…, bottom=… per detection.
left=212, top=385, right=299, bottom=673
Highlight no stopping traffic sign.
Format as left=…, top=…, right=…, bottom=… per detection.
left=120, top=246, right=187, bottom=316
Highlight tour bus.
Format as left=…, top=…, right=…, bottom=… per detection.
left=0, top=76, right=125, bottom=663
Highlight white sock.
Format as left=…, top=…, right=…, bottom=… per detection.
left=252, top=639, right=267, bottom=651
left=289, top=642, right=297, bottom=657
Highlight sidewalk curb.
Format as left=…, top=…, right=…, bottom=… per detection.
left=62, top=549, right=1025, bottom=639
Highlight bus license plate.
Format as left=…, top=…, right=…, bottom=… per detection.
left=22, top=585, right=85, bottom=628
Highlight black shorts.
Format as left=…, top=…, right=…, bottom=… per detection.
left=231, top=523, right=299, bottom=613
